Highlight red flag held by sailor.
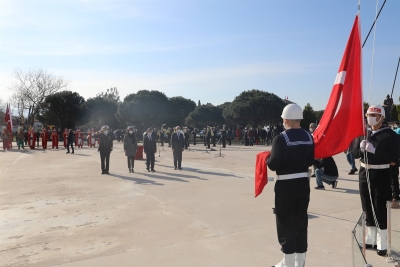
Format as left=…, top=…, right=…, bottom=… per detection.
left=313, top=14, right=364, bottom=158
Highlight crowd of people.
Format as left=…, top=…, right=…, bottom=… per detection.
left=1, top=101, right=400, bottom=266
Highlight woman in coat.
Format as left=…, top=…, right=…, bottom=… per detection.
left=124, top=127, right=138, bottom=173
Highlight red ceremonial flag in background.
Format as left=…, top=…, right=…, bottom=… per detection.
left=4, top=103, right=12, bottom=133
left=313, top=14, right=364, bottom=159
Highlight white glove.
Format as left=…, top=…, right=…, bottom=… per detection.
left=360, top=140, right=367, bottom=152
left=365, top=142, right=376, bottom=154
left=360, top=140, right=375, bottom=154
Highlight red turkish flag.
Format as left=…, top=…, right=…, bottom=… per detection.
left=255, top=151, right=271, bottom=197
left=313, top=14, right=364, bottom=158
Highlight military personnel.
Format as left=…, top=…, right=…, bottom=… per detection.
left=184, top=128, right=190, bottom=149
left=267, top=104, right=314, bottom=267
left=191, top=128, right=197, bottom=145
left=206, top=126, right=211, bottom=149
left=167, top=128, right=172, bottom=147
left=354, top=105, right=399, bottom=256
left=211, top=127, right=216, bottom=147
left=203, top=128, right=207, bottom=146
left=227, top=127, right=233, bottom=146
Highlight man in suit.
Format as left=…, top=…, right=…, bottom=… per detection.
left=97, top=125, right=113, bottom=174
left=143, top=128, right=157, bottom=172
left=221, top=125, right=227, bottom=148
left=66, top=129, right=75, bottom=154
left=171, top=126, right=185, bottom=170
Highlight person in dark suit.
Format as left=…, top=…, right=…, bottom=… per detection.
left=66, top=129, right=75, bottom=154
left=171, top=126, right=185, bottom=170
left=221, top=125, right=227, bottom=148
left=143, top=128, right=157, bottom=172
left=191, top=128, right=197, bottom=145
left=97, top=125, right=113, bottom=174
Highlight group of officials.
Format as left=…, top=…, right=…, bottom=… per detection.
left=268, top=103, right=399, bottom=267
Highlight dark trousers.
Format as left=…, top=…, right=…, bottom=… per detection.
left=173, top=149, right=182, bottom=168
left=222, top=137, right=226, bottom=148
left=359, top=167, right=391, bottom=228
left=127, top=156, right=135, bottom=169
left=146, top=153, right=155, bottom=170
left=275, top=180, right=310, bottom=254
left=228, top=138, right=231, bottom=145
left=100, top=150, right=110, bottom=173
left=193, top=136, right=196, bottom=145
left=207, top=138, right=210, bottom=148
left=203, top=137, right=206, bottom=146
left=67, top=142, right=74, bottom=153
left=212, top=137, right=216, bottom=147
left=391, top=164, right=400, bottom=200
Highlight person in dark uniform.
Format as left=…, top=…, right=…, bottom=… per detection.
left=66, top=129, right=75, bottom=154
left=191, top=128, right=197, bottom=145
left=97, top=125, right=113, bottom=174
left=143, top=128, right=157, bottom=172
left=184, top=128, right=190, bottom=149
left=206, top=126, right=211, bottom=149
left=36, top=130, right=40, bottom=147
left=167, top=128, right=172, bottom=147
left=267, top=104, right=314, bottom=267
left=211, top=127, right=216, bottom=147
left=354, top=105, right=399, bottom=256
left=243, top=127, right=249, bottom=146
left=203, top=128, right=207, bottom=146
left=271, top=125, right=280, bottom=140
left=171, top=126, right=185, bottom=170
left=158, top=128, right=164, bottom=147
left=260, top=127, right=267, bottom=145
left=227, top=127, right=233, bottom=146
left=221, top=125, right=227, bottom=148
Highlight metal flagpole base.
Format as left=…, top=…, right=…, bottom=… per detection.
left=214, top=145, right=225, bottom=158
left=202, top=146, right=211, bottom=154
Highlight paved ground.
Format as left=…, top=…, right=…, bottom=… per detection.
left=0, top=141, right=399, bottom=267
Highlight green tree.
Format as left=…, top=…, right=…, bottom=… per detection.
left=301, top=103, right=317, bottom=129
left=396, top=104, right=400, bottom=121
left=364, top=102, right=369, bottom=115
left=168, top=96, right=196, bottom=126
left=83, top=97, right=119, bottom=130
left=117, top=90, right=170, bottom=131
left=38, top=91, right=85, bottom=130
left=314, top=110, right=324, bottom=124
left=391, top=104, right=399, bottom=122
left=223, top=90, right=286, bottom=127
left=185, top=104, right=224, bottom=128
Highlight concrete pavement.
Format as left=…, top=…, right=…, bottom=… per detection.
left=0, top=141, right=399, bottom=267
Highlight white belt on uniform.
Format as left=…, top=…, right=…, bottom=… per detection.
left=360, top=162, right=390, bottom=169
left=276, top=172, right=308, bottom=180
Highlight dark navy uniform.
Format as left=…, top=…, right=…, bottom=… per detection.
left=354, top=127, right=399, bottom=230
left=267, top=129, right=314, bottom=254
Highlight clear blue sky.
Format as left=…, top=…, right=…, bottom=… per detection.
left=1, top=0, right=399, bottom=111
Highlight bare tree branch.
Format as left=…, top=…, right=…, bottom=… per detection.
left=10, top=68, right=68, bottom=126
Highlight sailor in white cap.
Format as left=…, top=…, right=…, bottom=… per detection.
left=267, top=104, right=314, bottom=267
left=354, top=105, right=399, bottom=256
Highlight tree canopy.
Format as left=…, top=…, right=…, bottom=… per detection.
left=301, top=103, right=317, bottom=129
left=185, top=104, right=224, bottom=128
left=223, top=90, right=286, bottom=127
left=38, top=91, right=85, bottom=130
left=117, top=90, right=170, bottom=131
left=83, top=97, right=119, bottom=129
